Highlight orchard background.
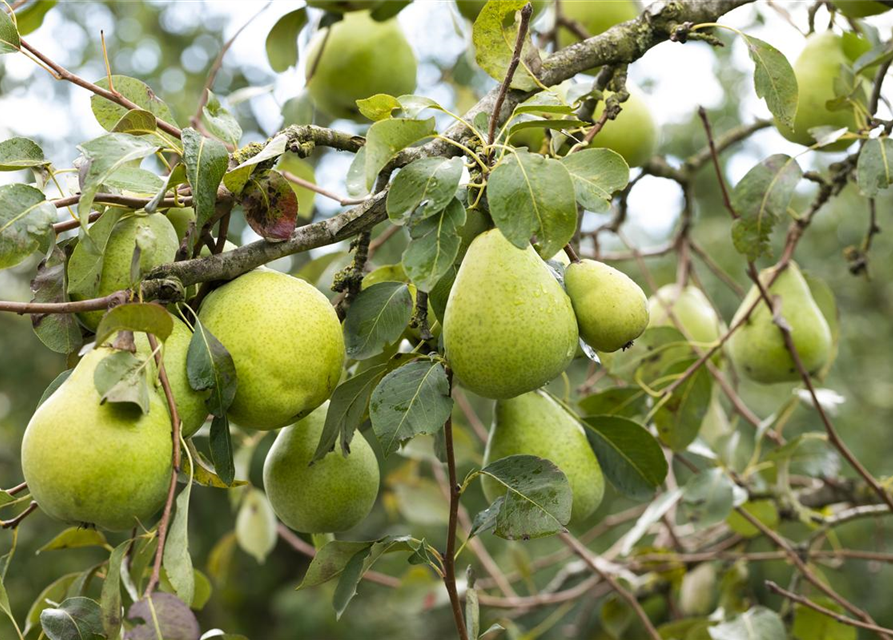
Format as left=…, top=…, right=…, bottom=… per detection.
left=2, top=0, right=893, bottom=639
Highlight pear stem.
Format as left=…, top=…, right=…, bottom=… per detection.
left=442, top=368, right=469, bottom=640
left=562, top=243, right=580, bottom=264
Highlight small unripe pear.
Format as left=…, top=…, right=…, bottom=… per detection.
left=557, top=0, right=640, bottom=49
left=198, top=270, right=345, bottom=430
left=589, top=84, right=658, bottom=168
left=729, top=262, right=832, bottom=384
left=21, top=347, right=172, bottom=530
left=648, top=285, right=724, bottom=348
left=305, top=11, right=417, bottom=121
left=263, top=403, right=380, bottom=533
left=482, top=391, right=604, bottom=523
left=164, top=207, right=195, bottom=242
left=443, top=230, right=578, bottom=399
left=565, top=259, right=649, bottom=352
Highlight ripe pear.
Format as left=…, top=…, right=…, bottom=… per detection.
left=776, top=32, right=863, bottom=152
left=729, top=262, right=831, bottom=384
left=565, top=259, right=649, bottom=352
left=21, top=347, right=172, bottom=531
left=263, top=402, right=380, bottom=533
left=558, top=0, right=640, bottom=49
left=443, top=230, right=578, bottom=399
left=482, top=391, right=604, bottom=522
left=198, top=270, right=344, bottom=430
left=589, top=84, right=657, bottom=168
left=831, top=0, right=891, bottom=17
left=305, top=11, right=417, bottom=121
left=134, top=316, right=209, bottom=438
left=71, top=213, right=178, bottom=330
left=648, top=285, right=724, bottom=348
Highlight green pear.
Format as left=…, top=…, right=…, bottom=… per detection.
left=198, top=270, right=345, bottom=430
left=361, top=264, right=441, bottom=339
left=648, top=285, right=724, bottom=348
left=482, top=391, right=604, bottom=522
left=305, top=11, right=417, bottom=121
left=443, top=230, right=579, bottom=399
left=455, top=0, right=546, bottom=22
left=71, top=213, right=178, bottom=330
left=729, top=262, right=831, bottom=384
left=134, top=316, right=210, bottom=438
left=21, top=347, right=172, bottom=530
left=263, top=402, right=380, bottom=533
left=558, top=0, right=640, bottom=49
left=776, top=32, right=864, bottom=152
left=164, top=207, right=195, bottom=242
left=565, top=259, right=649, bottom=352
left=831, top=0, right=891, bottom=17
left=588, top=84, right=657, bottom=168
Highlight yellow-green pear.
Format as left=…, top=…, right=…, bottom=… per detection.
left=565, top=259, right=649, bottom=352
left=305, top=11, right=417, bottom=121
left=482, top=391, right=604, bottom=522
left=455, top=0, right=546, bottom=22
left=70, top=213, right=178, bottom=330
left=443, top=230, right=578, bottom=399
left=21, top=347, right=172, bottom=530
left=776, top=32, right=863, bottom=152
left=589, top=84, right=657, bottom=168
left=648, top=284, right=724, bottom=348
left=729, top=262, right=831, bottom=384
left=164, top=207, right=195, bottom=242
left=198, top=270, right=345, bottom=430
left=263, top=402, right=380, bottom=533
left=831, top=0, right=891, bottom=17
left=134, top=316, right=209, bottom=438
left=558, top=0, right=640, bottom=49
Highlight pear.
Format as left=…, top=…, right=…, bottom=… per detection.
left=648, top=285, right=724, bottom=348
left=198, top=270, right=345, bottom=430
left=729, top=262, right=832, bottom=384
left=442, top=230, right=579, bottom=399
left=305, top=11, right=417, bottom=121
left=831, top=0, right=891, bottom=17
left=482, top=391, right=604, bottom=522
left=589, top=84, right=657, bottom=168
left=557, top=0, right=640, bottom=49
left=164, top=207, right=195, bottom=243
left=134, top=316, right=209, bottom=438
left=21, top=347, right=172, bottom=530
left=70, top=213, right=178, bottom=330
left=263, top=402, right=380, bottom=533
left=565, top=259, right=648, bottom=352
left=776, top=32, right=863, bottom=152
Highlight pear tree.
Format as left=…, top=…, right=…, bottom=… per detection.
left=2, top=1, right=893, bottom=639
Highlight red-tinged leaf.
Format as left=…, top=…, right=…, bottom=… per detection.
left=240, top=170, right=298, bottom=241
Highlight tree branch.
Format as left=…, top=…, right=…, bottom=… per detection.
left=766, top=581, right=893, bottom=637
left=488, top=3, right=533, bottom=148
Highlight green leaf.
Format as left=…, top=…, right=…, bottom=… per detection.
left=297, top=540, right=374, bottom=590
left=202, top=91, right=242, bottom=147
left=476, top=454, right=572, bottom=540
left=559, top=148, right=630, bottom=213
left=402, top=198, right=466, bottom=291
left=15, top=0, right=56, bottom=35
left=330, top=536, right=413, bottom=618
left=856, top=137, right=893, bottom=197
left=77, top=133, right=160, bottom=224
left=38, top=528, right=108, bottom=553
left=386, top=157, right=464, bottom=223
left=369, top=360, right=453, bottom=457
left=100, top=541, right=129, bottom=639
left=235, top=489, right=277, bottom=564
left=265, top=8, right=308, bottom=72
left=0, top=578, right=15, bottom=633
left=181, top=128, right=229, bottom=231
left=582, top=415, right=668, bottom=500
left=513, top=91, right=576, bottom=116
left=792, top=597, right=856, bottom=640
left=29, top=367, right=67, bottom=407
left=357, top=93, right=401, bottom=122
left=578, top=387, right=647, bottom=420
left=240, top=170, right=298, bottom=241
left=111, top=108, right=158, bottom=135
left=40, top=597, right=104, bottom=640
left=766, top=432, right=840, bottom=477
left=93, top=349, right=152, bottom=414
left=163, top=482, right=194, bottom=606
left=681, top=468, right=747, bottom=531
left=145, top=163, right=187, bottom=213
left=343, top=281, right=413, bottom=360
left=103, top=165, right=165, bottom=194
left=742, top=34, right=798, bottom=129
left=30, top=248, right=83, bottom=355
left=182, top=441, right=247, bottom=489
left=0, top=137, right=48, bottom=170
left=473, top=0, right=541, bottom=91
left=223, top=133, right=289, bottom=195
left=726, top=500, right=779, bottom=538
left=0, top=8, right=21, bottom=54
left=653, top=358, right=713, bottom=451
left=209, top=415, right=235, bottom=487
left=66, top=208, right=125, bottom=300
left=730, top=154, right=802, bottom=262
left=312, top=364, right=388, bottom=462
left=364, top=117, right=436, bottom=190
left=91, top=76, right=178, bottom=133
left=24, top=573, right=80, bottom=636
left=282, top=92, right=315, bottom=127
left=0, top=183, right=55, bottom=269
left=708, top=606, right=786, bottom=640
left=125, top=592, right=200, bottom=640
left=607, top=326, right=693, bottom=383
left=428, top=265, right=456, bottom=321
left=187, top=318, right=237, bottom=417
left=487, top=149, right=577, bottom=258
left=94, top=302, right=174, bottom=346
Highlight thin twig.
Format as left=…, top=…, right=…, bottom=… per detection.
left=443, top=368, right=469, bottom=640
left=5, top=482, right=27, bottom=496
left=367, top=224, right=401, bottom=261
left=0, top=290, right=127, bottom=315
left=0, top=501, right=37, bottom=529
left=766, top=581, right=893, bottom=636
left=697, top=106, right=737, bottom=218
left=281, top=170, right=368, bottom=207
left=487, top=3, right=533, bottom=148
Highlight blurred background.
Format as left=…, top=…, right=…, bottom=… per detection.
left=2, top=1, right=893, bottom=638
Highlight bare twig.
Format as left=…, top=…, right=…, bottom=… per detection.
left=488, top=3, right=534, bottom=148
left=766, top=581, right=893, bottom=636
left=281, top=170, right=368, bottom=207
left=443, top=369, right=470, bottom=640
left=697, top=106, right=737, bottom=218
left=5, top=482, right=27, bottom=496
left=0, top=290, right=127, bottom=315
